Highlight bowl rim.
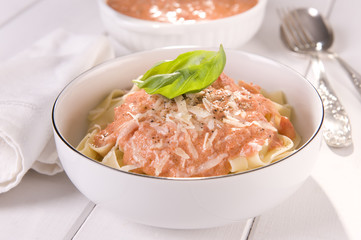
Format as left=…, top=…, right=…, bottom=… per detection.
left=52, top=46, right=324, bottom=182
left=98, top=0, right=268, bottom=28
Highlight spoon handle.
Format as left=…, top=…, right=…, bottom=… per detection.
left=332, top=54, right=361, bottom=96
left=311, top=54, right=352, bottom=147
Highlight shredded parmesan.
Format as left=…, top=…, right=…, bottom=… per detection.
left=174, top=147, right=190, bottom=159
left=226, top=101, right=238, bottom=109
left=223, top=116, right=277, bottom=132
left=195, top=153, right=228, bottom=174
left=188, top=106, right=211, bottom=118
left=208, top=129, right=218, bottom=147
left=175, top=95, right=188, bottom=113
left=182, top=128, right=198, bottom=159
left=202, top=132, right=209, bottom=150
left=153, top=97, right=163, bottom=110
left=150, top=123, right=169, bottom=135
left=251, top=120, right=277, bottom=131
left=202, top=97, right=212, bottom=112
left=248, top=142, right=263, bottom=152
left=223, top=118, right=247, bottom=128
left=115, top=119, right=139, bottom=147
left=130, top=136, right=146, bottom=165
left=207, top=118, right=215, bottom=130
left=203, top=129, right=218, bottom=150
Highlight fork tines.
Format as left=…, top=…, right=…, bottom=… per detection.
left=277, top=8, right=315, bottom=52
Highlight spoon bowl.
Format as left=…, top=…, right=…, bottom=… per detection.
left=294, top=8, right=333, bottom=51
left=279, top=8, right=333, bottom=53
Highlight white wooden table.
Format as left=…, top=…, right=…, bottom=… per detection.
left=1, top=0, right=361, bottom=239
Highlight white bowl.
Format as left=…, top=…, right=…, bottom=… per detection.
left=97, top=0, right=267, bottom=51
left=52, top=47, right=323, bottom=229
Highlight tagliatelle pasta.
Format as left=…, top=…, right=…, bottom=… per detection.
left=77, top=73, right=300, bottom=177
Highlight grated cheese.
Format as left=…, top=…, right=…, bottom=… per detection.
left=202, top=132, right=209, bottom=150
left=182, top=128, right=198, bottom=159
left=202, top=97, right=212, bottom=112
left=195, top=153, right=228, bottom=174
left=174, top=147, right=190, bottom=159
left=208, top=129, right=218, bottom=147
left=188, top=106, right=211, bottom=118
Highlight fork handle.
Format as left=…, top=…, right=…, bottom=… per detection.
left=331, top=53, right=361, bottom=96
left=311, top=54, right=352, bottom=147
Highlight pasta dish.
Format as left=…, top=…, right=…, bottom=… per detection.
left=77, top=73, right=299, bottom=177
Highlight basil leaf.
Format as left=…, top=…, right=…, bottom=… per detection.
left=133, top=45, right=226, bottom=99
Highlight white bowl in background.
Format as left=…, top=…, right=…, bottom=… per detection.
left=98, top=0, right=268, bottom=51
left=52, top=47, right=323, bottom=229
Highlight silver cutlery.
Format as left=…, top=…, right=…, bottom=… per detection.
left=294, top=8, right=361, bottom=96
left=278, top=8, right=352, bottom=148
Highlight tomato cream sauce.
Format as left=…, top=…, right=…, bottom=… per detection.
left=93, top=73, right=295, bottom=177
left=107, top=0, right=258, bottom=23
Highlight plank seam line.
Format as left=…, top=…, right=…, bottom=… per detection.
left=240, top=217, right=257, bottom=240
left=0, top=0, right=45, bottom=29
left=65, top=201, right=96, bottom=240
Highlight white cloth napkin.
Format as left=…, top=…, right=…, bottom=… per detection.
left=0, top=29, right=114, bottom=193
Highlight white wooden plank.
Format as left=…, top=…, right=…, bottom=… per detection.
left=308, top=60, right=361, bottom=239
left=311, top=140, right=361, bottom=240
left=0, top=1, right=103, bottom=238
left=247, top=0, right=361, bottom=239
left=240, top=218, right=257, bottom=240
left=0, top=0, right=40, bottom=26
left=0, top=0, right=105, bottom=61
left=0, top=170, right=93, bottom=240
left=301, top=2, right=361, bottom=238
left=250, top=178, right=349, bottom=240
left=73, top=205, right=248, bottom=240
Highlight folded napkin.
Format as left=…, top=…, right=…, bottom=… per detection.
left=0, top=29, right=114, bottom=193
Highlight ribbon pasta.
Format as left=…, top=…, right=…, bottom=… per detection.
left=76, top=77, right=300, bottom=177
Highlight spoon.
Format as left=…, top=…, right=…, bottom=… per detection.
left=278, top=8, right=352, bottom=147
left=294, top=8, right=361, bottom=96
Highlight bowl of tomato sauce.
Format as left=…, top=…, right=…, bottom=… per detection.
left=52, top=47, right=323, bottom=229
left=98, top=0, right=267, bottom=51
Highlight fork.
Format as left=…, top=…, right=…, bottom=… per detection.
left=277, top=8, right=352, bottom=148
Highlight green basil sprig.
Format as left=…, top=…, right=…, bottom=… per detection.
left=133, top=45, right=226, bottom=99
